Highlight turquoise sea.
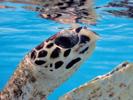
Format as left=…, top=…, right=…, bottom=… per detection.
left=0, top=0, right=133, bottom=99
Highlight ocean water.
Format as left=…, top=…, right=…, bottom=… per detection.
left=0, top=0, right=133, bottom=100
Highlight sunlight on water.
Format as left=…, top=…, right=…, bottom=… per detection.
left=0, top=0, right=133, bottom=100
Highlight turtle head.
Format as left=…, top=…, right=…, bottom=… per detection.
left=29, top=26, right=99, bottom=80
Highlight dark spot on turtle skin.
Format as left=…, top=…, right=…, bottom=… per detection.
left=53, top=13, right=62, bottom=18
left=50, top=63, right=53, bottom=67
left=35, top=42, right=44, bottom=50
left=55, top=35, right=79, bottom=49
left=59, top=6, right=67, bottom=9
left=65, top=0, right=74, bottom=7
left=35, top=60, right=46, bottom=65
left=75, top=27, right=82, bottom=33
left=13, top=88, right=22, bottom=98
left=110, top=70, right=115, bottom=74
left=29, top=76, right=36, bottom=83
left=56, top=2, right=64, bottom=6
left=38, top=50, right=47, bottom=58
left=55, top=61, right=64, bottom=69
left=13, top=78, right=23, bottom=88
left=31, top=50, right=37, bottom=60
left=82, top=0, right=86, bottom=1
left=43, top=3, right=49, bottom=7
left=115, top=67, right=120, bottom=72
left=109, top=92, right=114, bottom=97
left=79, top=0, right=86, bottom=6
left=82, top=11, right=89, bottom=16
left=46, top=14, right=52, bottom=18
left=44, top=65, right=48, bottom=68
left=50, top=47, right=61, bottom=58
left=80, top=35, right=90, bottom=44
left=122, top=62, right=128, bottom=67
left=66, top=58, right=81, bottom=69
left=50, top=69, right=53, bottom=72
left=13, top=78, right=23, bottom=86
left=80, top=47, right=89, bottom=54
left=64, top=49, right=71, bottom=57
left=46, top=43, right=54, bottom=48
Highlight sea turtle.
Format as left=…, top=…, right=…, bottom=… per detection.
left=0, top=27, right=99, bottom=100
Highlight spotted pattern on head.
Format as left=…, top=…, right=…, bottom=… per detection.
left=46, top=43, right=54, bottom=48
left=35, top=60, right=46, bottom=65
left=50, top=63, right=53, bottom=67
left=55, top=61, right=64, bottom=69
left=38, top=50, right=47, bottom=58
left=64, top=49, right=71, bottom=57
left=29, top=27, right=96, bottom=72
left=31, top=50, right=37, bottom=60
left=50, top=47, right=61, bottom=58
left=66, top=57, right=81, bottom=69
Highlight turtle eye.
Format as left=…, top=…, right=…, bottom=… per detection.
left=55, top=35, right=79, bottom=49
left=80, top=35, right=90, bottom=44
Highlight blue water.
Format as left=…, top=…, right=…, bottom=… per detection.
left=0, top=1, right=133, bottom=100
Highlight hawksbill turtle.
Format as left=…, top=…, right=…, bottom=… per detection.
left=0, top=26, right=99, bottom=100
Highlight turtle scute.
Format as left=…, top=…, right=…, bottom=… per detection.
left=54, top=31, right=79, bottom=49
